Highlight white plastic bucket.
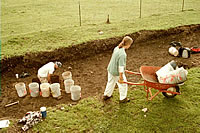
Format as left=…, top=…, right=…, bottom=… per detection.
left=15, top=82, right=27, bottom=97
left=29, top=82, right=39, bottom=97
left=64, top=79, right=74, bottom=93
left=50, top=83, right=61, bottom=98
left=169, top=47, right=179, bottom=56
left=70, top=85, right=81, bottom=101
left=62, top=71, right=72, bottom=80
left=182, top=48, right=190, bottom=58
left=40, top=83, right=50, bottom=97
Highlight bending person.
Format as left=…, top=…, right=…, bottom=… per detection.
left=37, top=61, right=62, bottom=83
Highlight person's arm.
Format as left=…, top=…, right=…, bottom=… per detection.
left=118, top=55, right=126, bottom=84
left=47, top=73, right=51, bottom=82
left=118, top=72, right=124, bottom=83
left=118, top=66, right=125, bottom=83
left=48, top=65, right=55, bottom=82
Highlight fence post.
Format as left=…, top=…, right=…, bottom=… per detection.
left=182, top=0, right=185, bottom=12
left=139, top=0, right=142, bottom=18
left=79, top=1, right=82, bottom=26
left=106, top=14, right=110, bottom=24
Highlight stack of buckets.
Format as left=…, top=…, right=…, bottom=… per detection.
left=62, top=71, right=81, bottom=101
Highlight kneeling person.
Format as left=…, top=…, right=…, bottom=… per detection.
left=37, top=61, right=62, bottom=83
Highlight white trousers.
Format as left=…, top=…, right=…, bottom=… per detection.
left=37, top=74, right=48, bottom=83
left=104, top=72, right=128, bottom=100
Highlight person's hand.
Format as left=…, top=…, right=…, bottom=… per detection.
left=118, top=78, right=124, bottom=84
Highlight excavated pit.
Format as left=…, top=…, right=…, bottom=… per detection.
left=0, top=24, right=200, bottom=120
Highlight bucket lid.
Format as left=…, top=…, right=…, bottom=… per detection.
left=62, top=71, right=71, bottom=76
left=40, top=107, right=46, bottom=111
left=70, top=85, right=81, bottom=92
left=64, top=79, right=74, bottom=83
left=50, top=83, right=60, bottom=88
left=40, top=83, right=50, bottom=87
left=62, top=71, right=72, bottom=79
left=15, top=82, right=25, bottom=87
left=29, top=82, right=39, bottom=88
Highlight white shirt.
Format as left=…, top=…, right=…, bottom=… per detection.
left=38, top=62, right=55, bottom=77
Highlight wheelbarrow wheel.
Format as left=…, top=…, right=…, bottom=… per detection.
left=162, top=86, right=180, bottom=98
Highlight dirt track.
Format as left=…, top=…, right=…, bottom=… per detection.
left=0, top=24, right=200, bottom=119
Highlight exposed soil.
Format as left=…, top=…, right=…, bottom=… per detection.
left=0, top=24, right=200, bottom=122
left=50, top=75, right=60, bottom=84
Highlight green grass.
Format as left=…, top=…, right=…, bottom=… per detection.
left=1, top=0, right=200, bottom=58
left=29, top=67, right=200, bottom=133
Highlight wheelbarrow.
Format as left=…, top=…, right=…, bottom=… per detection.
left=124, top=66, right=181, bottom=101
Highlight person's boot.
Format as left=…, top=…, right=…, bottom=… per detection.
left=103, top=95, right=112, bottom=101
left=119, top=98, right=130, bottom=103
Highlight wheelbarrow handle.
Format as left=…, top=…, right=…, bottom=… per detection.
left=123, top=81, right=144, bottom=86
left=125, top=70, right=141, bottom=75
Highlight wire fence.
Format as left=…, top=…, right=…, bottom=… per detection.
left=1, top=0, right=199, bottom=38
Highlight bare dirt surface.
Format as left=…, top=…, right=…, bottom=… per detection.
left=0, top=24, right=200, bottom=123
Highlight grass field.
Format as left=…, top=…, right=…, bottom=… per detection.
left=1, top=0, right=200, bottom=58
left=27, top=67, right=199, bottom=132
left=1, top=1, right=200, bottom=132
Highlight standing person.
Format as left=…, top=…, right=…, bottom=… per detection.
left=103, top=36, right=133, bottom=103
left=37, top=61, right=62, bottom=83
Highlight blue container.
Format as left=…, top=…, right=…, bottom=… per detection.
left=40, top=107, right=47, bottom=118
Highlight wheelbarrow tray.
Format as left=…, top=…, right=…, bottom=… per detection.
left=140, top=66, right=177, bottom=90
